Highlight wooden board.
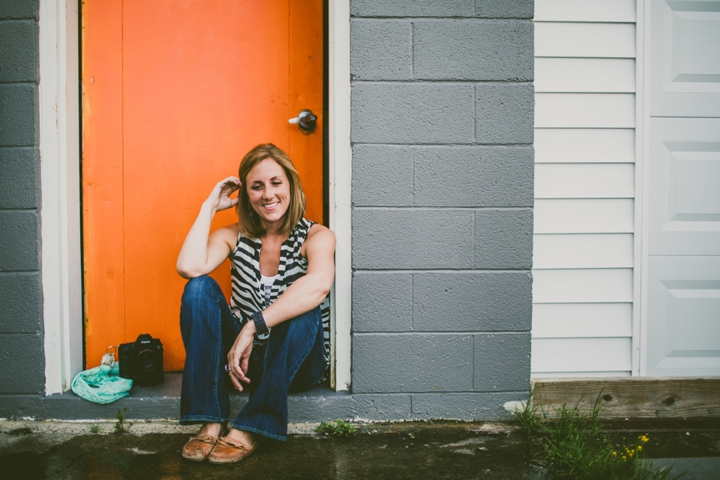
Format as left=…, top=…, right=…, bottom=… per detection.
left=532, top=378, right=720, bottom=418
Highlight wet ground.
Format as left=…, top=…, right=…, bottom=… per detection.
left=1, top=419, right=719, bottom=479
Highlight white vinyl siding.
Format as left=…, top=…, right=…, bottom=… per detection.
left=533, top=270, right=634, bottom=303
left=535, top=0, right=637, bottom=23
left=533, top=338, right=633, bottom=373
left=535, top=129, right=635, bottom=163
left=535, top=23, right=636, bottom=58
left=532, top=0, right=637, bottom=378
left=534, top=199, right=634, bottom=234
left=533, top=303, right=633, bottom=338
left=535, top=58, right=636, bottom=93
left=533, top=234, right=634, bottom=269
left=535, top=164, right=635, bottom=198
left=535, top=93, right=635, bottom=128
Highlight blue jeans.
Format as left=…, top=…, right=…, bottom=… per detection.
left=179, top=276, right=325, bottom=441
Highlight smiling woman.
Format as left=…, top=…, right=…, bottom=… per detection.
left=175, top=143, right=335, bottom=464
left=235, top=145, right=306, bottom=239
left=247, top=159, right=291, bottom=226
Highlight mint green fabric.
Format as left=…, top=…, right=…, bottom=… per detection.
left=71, top=363, right=133, bottom=404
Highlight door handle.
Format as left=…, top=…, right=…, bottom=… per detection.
left=289, top=109, right=317, bottom=135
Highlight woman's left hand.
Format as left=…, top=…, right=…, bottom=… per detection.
left=227, top=322, right=256, bottom=391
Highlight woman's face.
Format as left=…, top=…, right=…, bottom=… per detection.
left=245, top=157, right=291, bottom=230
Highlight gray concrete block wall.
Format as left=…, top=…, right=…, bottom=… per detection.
left=0, top=0, right=534, bottom=421
left=351, top=0, right=533, bottom=419
left=0, top=0, right=44, bottom=395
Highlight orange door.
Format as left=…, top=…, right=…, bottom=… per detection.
left=82, top=0, right=324, bottom=370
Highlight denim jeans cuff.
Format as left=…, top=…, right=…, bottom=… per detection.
left=228, top=422, right=287, bottom=442
left=180, top=414, right=229, bottom=426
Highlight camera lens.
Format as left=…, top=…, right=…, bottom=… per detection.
left=137, top=348, right=161, bottom=373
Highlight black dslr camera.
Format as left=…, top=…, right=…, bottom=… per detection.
left=118, top=333, right=164, bottom=386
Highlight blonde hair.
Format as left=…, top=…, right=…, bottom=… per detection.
left=236, top=143, right=306, bottom=237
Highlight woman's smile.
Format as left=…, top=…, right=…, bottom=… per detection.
left=246, top=157, right=290, bottom=228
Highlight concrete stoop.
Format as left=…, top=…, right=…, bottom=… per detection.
left=1, top=374, right=349, bottom=422
left=0, top=374, right=523, bottom=423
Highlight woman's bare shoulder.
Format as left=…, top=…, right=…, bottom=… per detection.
left=211, top=222, right=241, bottom=246
left=304, top=223, right=335, bottom=254
left=308, top=222, right=334, bottom=239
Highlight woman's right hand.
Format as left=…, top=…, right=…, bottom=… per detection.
left=206, top=176, right=241, bottom=212
left=227, top=321, right=256, bottom=391
left=176, top=176, right=241, bottom=278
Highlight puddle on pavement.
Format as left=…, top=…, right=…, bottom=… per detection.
left=602, top=419, right=720, bottom=480
left=1, top=420, right=718, bottom=479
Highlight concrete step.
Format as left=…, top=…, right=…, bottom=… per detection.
left=1, top=374, right=357, bottom=422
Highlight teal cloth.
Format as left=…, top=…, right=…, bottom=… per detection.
left=71, top=363, right=133, bottom=404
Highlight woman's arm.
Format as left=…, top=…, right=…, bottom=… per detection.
left=263, top=224, right=336, bottom=326
left=176, top=176, right=240, bottom=278
left=227, top=224, right=336, bottom=390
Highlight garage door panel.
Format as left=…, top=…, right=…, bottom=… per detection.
left=650, top=0, right=720, bottom=116
left=649, top=118, right=720, bottom=255
left=647, top=257, right=720, bottom=375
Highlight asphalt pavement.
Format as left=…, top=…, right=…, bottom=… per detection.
left=1, top=419, right=719, bottom=479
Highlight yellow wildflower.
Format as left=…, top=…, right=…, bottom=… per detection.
left=638, top=445, right=642, bottom=452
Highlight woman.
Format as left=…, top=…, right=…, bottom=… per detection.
left=176, top=143, right=335, bottom=464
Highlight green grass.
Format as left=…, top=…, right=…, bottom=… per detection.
left=315, top=419, right=357, bottom=437
left=114, top=406, right=133, bottom=434
left=89, top=424, right=100, bottom=434
left=513, top=394, right=684, bottom=480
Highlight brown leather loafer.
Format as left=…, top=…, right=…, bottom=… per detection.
left=207, top=436, right=259, bottom=464
left=181, top=434, right=218, bottom=461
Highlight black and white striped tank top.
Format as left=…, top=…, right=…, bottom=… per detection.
left=229, top=218, right=331, bottom=379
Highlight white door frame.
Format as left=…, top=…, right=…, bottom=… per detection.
left=39, top=0, right=83, bottom=394
left=39, top=0, right=353, bottom=394
left=328, top=0, right=352, bottom=391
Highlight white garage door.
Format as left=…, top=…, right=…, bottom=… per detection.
left=645, top=0, right=720, bottom=375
